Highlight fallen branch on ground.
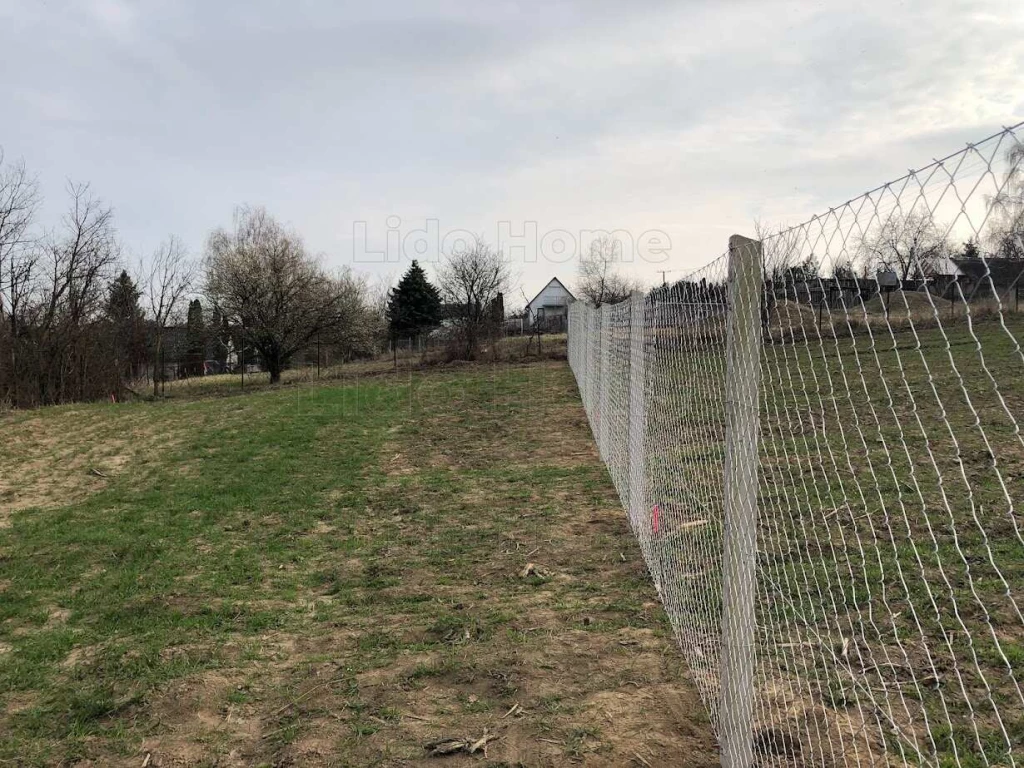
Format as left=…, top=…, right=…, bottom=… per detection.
left=425, top=730, right=499, bottom=756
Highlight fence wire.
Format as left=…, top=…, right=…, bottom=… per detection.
left=569, top=122, right=1024, bottom=766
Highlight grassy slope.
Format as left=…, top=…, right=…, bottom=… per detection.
left=0, top=361, right=716, bottom=767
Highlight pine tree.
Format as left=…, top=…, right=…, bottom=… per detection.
left=386, top=260, right=442, bottom=340
left=106, top=270, right=143, bottom=324
left=185, top=298, right=205, bottom=375
left=105, top=270, right=146, bottom=382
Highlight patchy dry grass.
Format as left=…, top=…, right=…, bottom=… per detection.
left=0, top=358, right=714, bottom=766
left=0, top=406, right=183, bottom=518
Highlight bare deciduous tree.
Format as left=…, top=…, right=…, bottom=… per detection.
left=0, top=152, right=40, bottom=313
left=860, top=210, right=949, bottom=281
left=31, top=182, right=121, bottom=403
left=364, top=273, right=393, bottom=352
left=204, top=206, right=366, bottom=383
left=576, top=235, right=641, bottom=307
left=0, top=151, right=40, bottom=400
left=986, top=143, right=1024, bottom=260
left=143, top=235, right=195, bottom=396
left=321, top=270, right=382, bottom=360
left=436, top=237, right=510, bottom=360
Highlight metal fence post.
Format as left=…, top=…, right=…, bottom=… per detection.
left=598, top=304, right=611, bottom=461
left=719, top=234, right=763, bottom=768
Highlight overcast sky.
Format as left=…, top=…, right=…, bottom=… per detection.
left=2, top=0, right=1022, bottom=303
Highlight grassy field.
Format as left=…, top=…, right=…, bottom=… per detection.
left=150, top=335, right=569, bottom=400
left=637, top=312, right=1024, bottom=766
left=0, top=358, right=716, bottom=766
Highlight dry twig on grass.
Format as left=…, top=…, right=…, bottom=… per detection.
left=424, top=730, right=499, bottom=756
left=271, top=676, right=348, bottom=717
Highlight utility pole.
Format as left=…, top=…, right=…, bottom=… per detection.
left=657, top=269, right=678, bottom=286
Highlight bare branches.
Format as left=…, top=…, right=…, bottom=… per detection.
left=3, top=181, right=123, bottom=404
left=859, top=210, right=949, bottom=281
left=145, top=235, right=195, bottom=331
left=142, top=235, right=195, bottom=396
left=0, top=151, right=39, bottom=259
left=986, top=143, right=1024, bottom=260
left=576, top=235, right=641, bottom=307
left=437, top=237, right=509, bottom=311
left=436, top=237, right=510, bottom=359
left=0, top=151, right=41, bottom=321
left=204, top=205, right=369, bottom=382
left=40, top=182, right=120, bottom=328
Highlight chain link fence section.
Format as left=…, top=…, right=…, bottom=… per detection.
left=568, top=122, right=1024, bottom=767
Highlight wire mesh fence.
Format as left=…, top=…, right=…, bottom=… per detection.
left=569, top=123, right=1024, bottom=766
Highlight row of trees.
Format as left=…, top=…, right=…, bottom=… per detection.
left=0, top=151, right=386, bottom=406
left=0, top=158, right=155, bottom=406
left=571, top=142, right=1023, bottom=305
left=0, top=145, right=518, bottom=406
left=770, top=210, right=1020, bottom=289
left=383, top=233, right=642, bottom=327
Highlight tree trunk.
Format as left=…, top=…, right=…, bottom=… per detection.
left=268, top=355, right=282, bottom=384
left=153, top=336, right=162, bottom=398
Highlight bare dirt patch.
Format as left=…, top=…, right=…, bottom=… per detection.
left=112, top=670, right=259, bottom=768
left=0, top=407, right=191, bottom=517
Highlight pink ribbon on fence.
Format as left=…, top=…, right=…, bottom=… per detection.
left=652, top=503, right=660, bottom=534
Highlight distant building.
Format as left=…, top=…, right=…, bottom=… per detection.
left=948, top=257, right=1024, bottom=299
left=927, top=257, right=967, bottom=297
left=525, top=278, right=575, bottom=331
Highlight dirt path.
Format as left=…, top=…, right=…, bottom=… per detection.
left=244, top=363, right=720, bottom=766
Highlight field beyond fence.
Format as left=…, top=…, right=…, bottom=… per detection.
left=569, top=123, right=1024, bottom=766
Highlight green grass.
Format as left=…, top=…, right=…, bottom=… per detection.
left=1, top=382, right=391, bottom=762
left=638, top=312, right=1024, bottom=764
left=0, top=360, right=717, bottom=766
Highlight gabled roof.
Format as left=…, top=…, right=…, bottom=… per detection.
left=952, top=257, right=1024, bottom=286
left=526, top=277, right=576, bottom=309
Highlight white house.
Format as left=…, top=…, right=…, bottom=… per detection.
left=526, top=277, right=576, bottom=330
